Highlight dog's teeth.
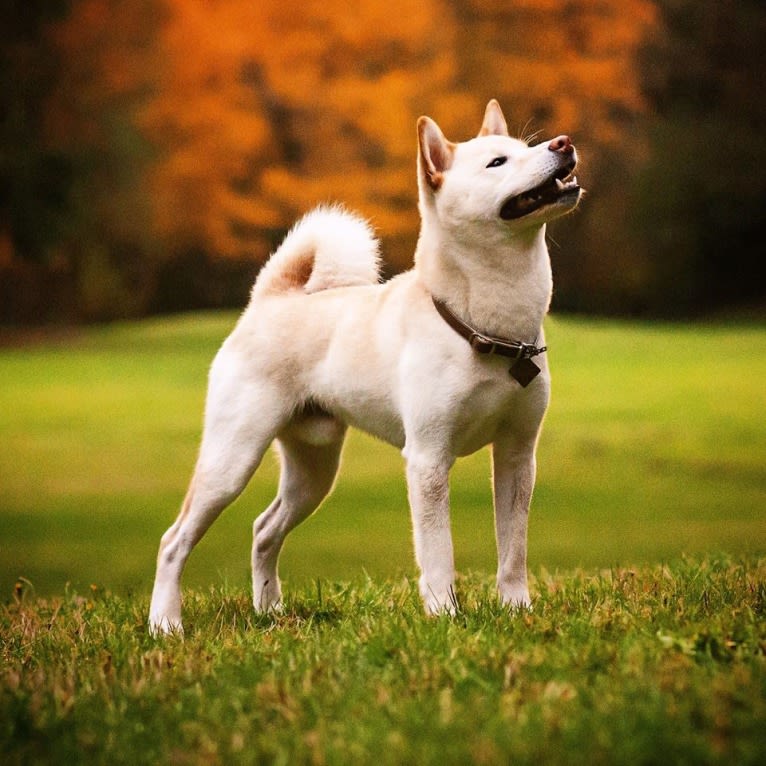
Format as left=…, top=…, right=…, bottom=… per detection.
left=571, top=175, right=578, bottom=186
left=555, top=178, right=565, bottom=191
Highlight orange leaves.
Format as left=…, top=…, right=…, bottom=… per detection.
left=140, top=0, right=462, bottom=260
left=44, top=0, right=659, bottom=266
left=454, top=0, right=658, bottom=145
left=135, top=1, right=276, bottom=254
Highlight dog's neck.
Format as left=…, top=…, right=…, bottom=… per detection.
left=414, top=223, right=553, bottom=342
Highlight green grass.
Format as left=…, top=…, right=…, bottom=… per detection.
left=2, top=558, right=765, bottom=765
left=1, top=313, right=765, bottom=763
left=0, top=312, right=764, bottom=595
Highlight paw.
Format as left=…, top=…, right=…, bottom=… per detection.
left=421, top=579, right=458, bottom=615
left=149, top=586, right=183, bottom=636
left=148, top=614, right=184, bottom=637
left=253, top=578, right=282, bottom=613
left=424, top=599, right=457, bottom=616
left=499, top=587, right=531, bottom=611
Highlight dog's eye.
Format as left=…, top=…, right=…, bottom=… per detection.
left=486, top=156, right=507, bottom=168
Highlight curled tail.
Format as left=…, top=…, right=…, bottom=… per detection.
left=253, top=206, right=381, bottom=296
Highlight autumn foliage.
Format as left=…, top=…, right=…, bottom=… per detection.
left=1, top=0, right=763, bottom=320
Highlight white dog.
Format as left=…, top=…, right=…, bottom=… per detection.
left=149, top=99, right=582, bottom=634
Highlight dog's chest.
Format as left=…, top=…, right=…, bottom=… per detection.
left=450, top=374, right=545, bottom=455
left=401, top=351, right=550, bottom=457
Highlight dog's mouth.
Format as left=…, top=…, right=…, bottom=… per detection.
left=499, top=163, right=580, bottom=221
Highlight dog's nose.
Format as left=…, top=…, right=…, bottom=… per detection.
left=548, top=135, right=573, bottom=154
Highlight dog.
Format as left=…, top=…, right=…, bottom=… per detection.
left=149, top=99, right=582, bottom=633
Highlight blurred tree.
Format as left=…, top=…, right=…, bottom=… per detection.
left=139, top=0, right=276, bottom=263
left=632, top=0, right=766, bottom=315
left=142, top=0, right=469, bottom=272
left=0, top=0, right=70, bottom=266
left=45, top=0, right=162, bottom=319
left=453, top=0, right=657, bottom=144
left=2, top=0, right=762, bottom=322
left=0, top=1, right=79, bottom=321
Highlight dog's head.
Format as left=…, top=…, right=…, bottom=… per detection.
left=417, top=100, right=582, bottom=233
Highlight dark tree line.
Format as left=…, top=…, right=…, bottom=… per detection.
left=634, top=0, right=766, bottom=315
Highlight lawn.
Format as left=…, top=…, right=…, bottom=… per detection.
left=1, top=312, right=765, bottom=765
left=0, top=312, right=763, bottom=595
left=2, top=558, right=765, bottom=765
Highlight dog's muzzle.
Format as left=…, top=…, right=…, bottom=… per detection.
left=500, top=137, right=581, bottom=221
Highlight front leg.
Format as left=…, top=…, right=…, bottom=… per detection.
left=492, top=435, right=538, bottom=608
left=404, top=445, right=456, bottom=614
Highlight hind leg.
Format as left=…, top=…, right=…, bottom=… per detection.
left=149, top=352, right=291, bottom=634
left=149, top=467, right=260, bottom=635
left=252, top=424, right=345, bottom=611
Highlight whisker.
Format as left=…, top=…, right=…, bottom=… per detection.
left=518, top=119, right=542, bottom=145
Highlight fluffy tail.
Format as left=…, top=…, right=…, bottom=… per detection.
left=253, top=206, right=381, bottom=296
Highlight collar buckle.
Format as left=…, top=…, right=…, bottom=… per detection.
left=470, top=333, right=527, bottom=359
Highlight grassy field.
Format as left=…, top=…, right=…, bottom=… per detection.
left=0, top=312, right=764, bottom=595
left=1, top=312, right=765, bottom=763
left=2, top=558, right=765, bottom=765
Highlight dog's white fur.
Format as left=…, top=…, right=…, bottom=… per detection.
left=149, top=100, right=582, bottom=633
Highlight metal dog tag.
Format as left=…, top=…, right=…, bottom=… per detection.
left=509, top=358, right=541, bottom=387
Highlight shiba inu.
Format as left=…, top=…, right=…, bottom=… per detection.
left=149, top=99, right=582, bottom=634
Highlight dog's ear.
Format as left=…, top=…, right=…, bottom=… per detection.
left=417, top=116, right=454, bottom=192
left=478, top=99, right=509, bottom=137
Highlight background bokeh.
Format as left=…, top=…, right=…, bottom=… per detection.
left=2, top=0, right=764, bottom=324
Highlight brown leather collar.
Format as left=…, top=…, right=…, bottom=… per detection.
left=431, top=296, right=547, bottom=360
